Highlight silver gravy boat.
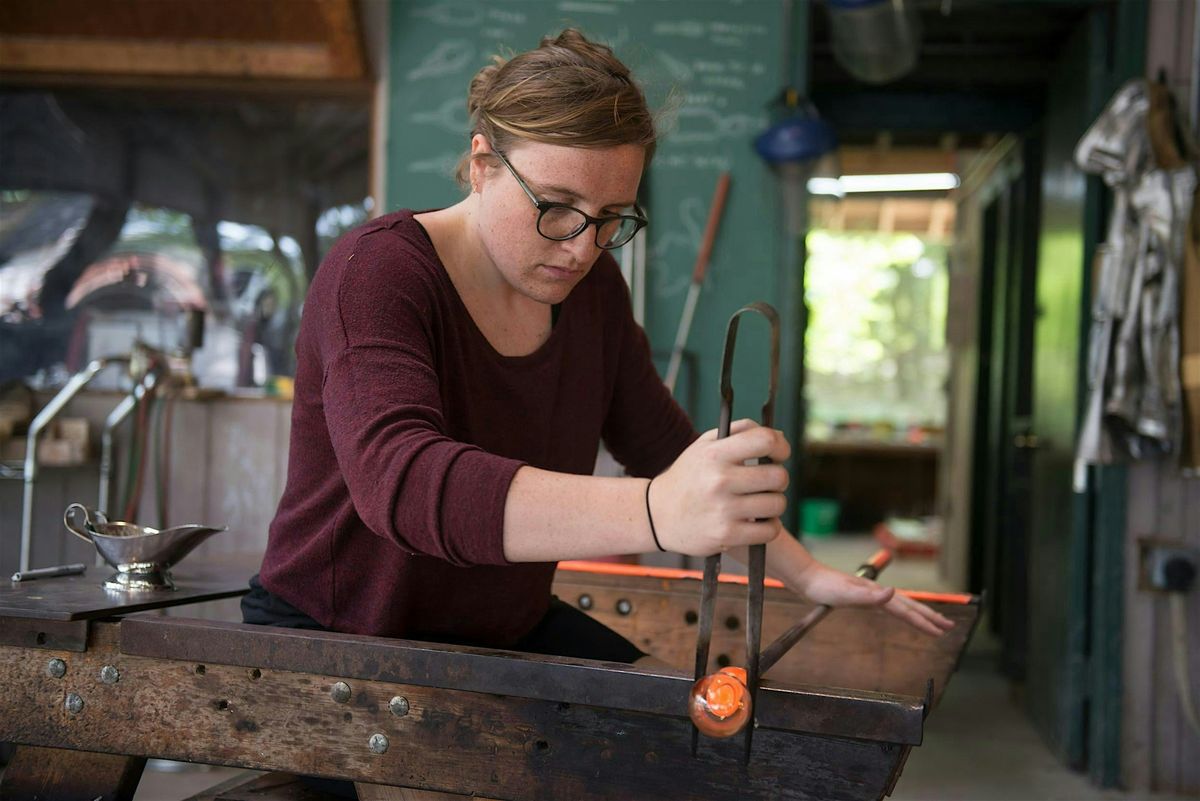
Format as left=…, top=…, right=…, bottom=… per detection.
left=63, top=503, right=226, bottom=591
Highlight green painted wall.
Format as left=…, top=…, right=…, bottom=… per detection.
left=1025, top=2, right=1146, bottom=781
left=385, top=1, right=801, bottom=525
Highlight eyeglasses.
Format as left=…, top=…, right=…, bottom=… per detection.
left=490, top=146, right=648, bottom=250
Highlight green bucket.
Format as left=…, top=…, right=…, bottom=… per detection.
left=801, top=498, right=840, bottom=538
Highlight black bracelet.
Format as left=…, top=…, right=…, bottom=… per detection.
left=645, top=478, right=665, bottom=552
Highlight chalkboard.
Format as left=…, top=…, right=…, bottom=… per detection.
left=386, top=0, right=796, bottom=485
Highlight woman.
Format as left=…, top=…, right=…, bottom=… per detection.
left=244, top=28, right=952, bottom=797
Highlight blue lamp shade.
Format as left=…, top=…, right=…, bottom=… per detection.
left=754, top=115, right=836, bottom=164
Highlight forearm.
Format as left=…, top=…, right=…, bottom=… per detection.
left=502, top=466, right=653, bottom=562
left=726, top=528, right=817, bottom=593
left=503, top=421, right=791, bottom=563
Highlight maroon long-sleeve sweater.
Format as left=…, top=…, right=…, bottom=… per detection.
left=258, top=210, right=696, bottom=647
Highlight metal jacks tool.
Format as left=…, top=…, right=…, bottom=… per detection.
left=687, top=302, right=898, bottom=764
left=690, top=301, right=779, bottom=762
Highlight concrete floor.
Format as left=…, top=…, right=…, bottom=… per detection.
left=124, top=534, right=1188, bottom=799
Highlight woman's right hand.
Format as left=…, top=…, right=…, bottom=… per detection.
left=648, top=419, right=791, bottom=556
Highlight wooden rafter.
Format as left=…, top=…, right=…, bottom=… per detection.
left=0, top=0, right=367, bottom=82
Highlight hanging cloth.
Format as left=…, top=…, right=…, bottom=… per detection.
left=1073, top=79, right=1198, bottom=488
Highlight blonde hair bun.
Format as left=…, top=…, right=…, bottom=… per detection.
left=455, top=29, right=655, bottom=188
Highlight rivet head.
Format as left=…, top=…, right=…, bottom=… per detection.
left=389, top=696, right=410, bottom=717
left=616, top=598, right=633, bottom=616
left=64, top=693, right=84, bottom=714
left=46, top=658, right=67, bottom=679
left=99, top=665, right=120, bottom=684
left=577, top=594, right=593, bottom=610
left=330, top=681, right=351, bottom=703
left=368, top=733, right=389, bottom=754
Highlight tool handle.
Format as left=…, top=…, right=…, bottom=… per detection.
left=12, top=563, right=87, bottom=582
left=857, top=549, right=893, bottom=581
left=691, top=172, right=731, bottom=284
left=757, top=549, right=895, bottom=675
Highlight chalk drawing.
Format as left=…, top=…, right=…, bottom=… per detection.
left=480, top=26, right=515, bottom=40
left=487, top=8, right=526, bottom=25
left=709, top=21, right=770, bottom=37
left=656, top=51, right=693, bottom=83
left=651, top=196, right=709, bottom=297
left=653, top=20, right=706, bottom=38
left=684, top=92, right=730, bottom=109
left=701, top=75, right=746, bottom=91
left=412, top=96, right=469, bottom=133
left=671, top=106, right=766, bottom=145
left=411, top=2, right=483, bottom=27
left=408, top=152, right=461, bottom=176
left=406, top=40, right=474, bottom=82
left=653, top=153, right=733, bottom=172
left=557, top=0, right=619, bottom=13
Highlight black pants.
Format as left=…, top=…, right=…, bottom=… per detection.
left=241, top=575, right=645, bottom=797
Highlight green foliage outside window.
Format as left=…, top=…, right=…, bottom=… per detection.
left=804, top=230, right=949, bottom=436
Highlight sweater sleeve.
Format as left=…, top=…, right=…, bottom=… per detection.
left=601, top=272, right=699, bottom=477
left=319, top=231, right=523, bottom=567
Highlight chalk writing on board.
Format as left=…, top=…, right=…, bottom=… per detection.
left=653, top=20, right=706, bottom=39
left=655, top=51, right=693, bottom=83
left=411, top=2, right=483, bottom=28
left=488, top=8, right=528, bottom=25
left=653, top=19, right=771, bottom=49
left=480, top=27, right=516, bottom=40
left=406, top=40, right=474, bottom=82
left=685, top=92, right=730, bottom=110
left=411, top=3, right=528, bottom=28
left=557, top=0, right=619, bottom=13
left=709, top=21, right=769, bottom=38
left=408, top=152, right=461, bottom=177
left=655, top=153, right=733, bottom=172
left=651, top=196, right=710, bottom=297
left=703, top=75, right=747, bottom=91
left=671, top=107, right=767, bottom=145
left=413, top=96, right=469, bottom=134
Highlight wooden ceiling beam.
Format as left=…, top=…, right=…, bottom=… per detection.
left=0, top=38, right=341, bottom=80
left=839, top=146, right=961, bottom=176
left=318, top=0, right=369, bottom=80
left=0, top=0, right=366, bottom=82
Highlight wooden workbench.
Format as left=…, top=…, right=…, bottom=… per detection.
left=0, top=556, right=979, bottom=800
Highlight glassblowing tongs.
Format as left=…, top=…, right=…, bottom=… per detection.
left=689, top=301, right=779, bottom=762
left=687, top=301, right=895, bottom=764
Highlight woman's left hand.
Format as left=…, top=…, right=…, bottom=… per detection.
left=789, top=560, right=956, bottom=637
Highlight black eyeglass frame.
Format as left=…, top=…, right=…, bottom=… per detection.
left=489, top=146, right=648, bottom=250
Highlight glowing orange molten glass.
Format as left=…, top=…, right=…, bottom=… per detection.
left=689, top=666, right=751, bottom=737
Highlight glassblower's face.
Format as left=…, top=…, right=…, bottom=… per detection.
left=471, top=137, right=645, bottom=305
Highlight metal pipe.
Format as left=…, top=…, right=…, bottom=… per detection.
left=97, top=372, right=159, bottom=565
left=19, top=357, right=129, bottom=573
left=11, top=562, right=86, bottom=582
left=99, top=372, right=157, bottom=515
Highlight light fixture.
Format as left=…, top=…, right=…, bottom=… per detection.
left=807, top=173, right=961, bottom=195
